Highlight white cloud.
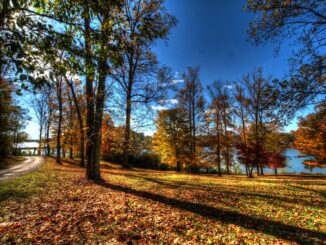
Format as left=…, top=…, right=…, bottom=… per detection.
left=143, top=130, right=155, bottom=136
left=224, top=84, right=234, bottom=89
left=151, top=105, right=168, bottom=111
left=172, top=79, right=184, bottom=84
left=159, top=99, right=178, bottom=105
left=168, top=99, right=179, bottom=104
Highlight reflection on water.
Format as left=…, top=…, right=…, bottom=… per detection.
left=264, top=148, right=326, bottom=174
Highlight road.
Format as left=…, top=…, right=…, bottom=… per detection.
left=0, top=157, right=45, bottom=181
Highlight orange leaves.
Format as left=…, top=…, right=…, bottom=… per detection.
left=294, top=107, right=326, bottom=166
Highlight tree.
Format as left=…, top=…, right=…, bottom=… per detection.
left=30, top=91, right=49, bottom=155
left=153, top=108, right=190, bottom=171
left=294, top=105, right=326, bottom=166
left=113, top=0, right=176, bottom=163
left=0, top=77, right=29, bottom=158
left=246, top=0, right=326, bottom=112
left=268, top=152, right=286, bottom=175
left=234, top=84, right=250, bottom=176
left=55, top=77, right=63, bottom=163
left=265, top=124, right=288, bottom=175
left=177, top=66, right=205, bottom=172
left=64, top=76, right=86, bottom=166
left=208, top=81, right=234, bottom=174
left=243, top=68, right=280, bottom=175
left=207, top=81, right=234, bottom=175
left=36, top=0, right=123, bottom=180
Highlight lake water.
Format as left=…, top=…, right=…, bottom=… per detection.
left=263, top=148, right=326, bottom=175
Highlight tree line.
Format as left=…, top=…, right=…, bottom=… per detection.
left=0, top=0, right=324, bottom=178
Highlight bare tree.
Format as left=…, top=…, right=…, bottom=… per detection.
left=177, top=66, right=205, bottom=172
left=113, top=0, right=176, bottom=163
left=30, top=91, right=48, bottom=155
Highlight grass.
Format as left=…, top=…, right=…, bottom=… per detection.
left=0, top=158, right=325, bottom=244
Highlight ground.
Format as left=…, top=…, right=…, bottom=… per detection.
left=0, top=158, right=325, bottom=244
left=0, top=156, right=26, bottom=170
left=0, top=157, right=44, bottom=181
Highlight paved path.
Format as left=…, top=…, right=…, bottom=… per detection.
left=0, top=157, right=45, bottom=181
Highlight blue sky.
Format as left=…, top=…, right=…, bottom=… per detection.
left=25, top=0, right=306, bottom=139
left=153, top=0, right=291, bottom=82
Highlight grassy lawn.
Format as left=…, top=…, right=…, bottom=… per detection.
left=0, top=158, right=325, bottom=244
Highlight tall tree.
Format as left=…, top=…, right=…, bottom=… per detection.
left=64, top=76, right=86, bottom=167
left=207, top=81, right=234, bottom=175
left=177, top=66, right=205, bottom=172
left=234, top=84, right=250, bottom=176
left=30, top=91, right=48, bottom=155
left=153, top=108, right=190, bottom=171
left=113, top=0, right=176, bottom=163
left=55, top=77, right=63, bottom=163
left=242, top=68, right=280, bottom=175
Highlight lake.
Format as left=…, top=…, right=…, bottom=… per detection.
left=263, top=148, right=326, bottom=175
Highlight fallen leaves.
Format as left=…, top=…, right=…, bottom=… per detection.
left=0, top=158, right=325, bottom=244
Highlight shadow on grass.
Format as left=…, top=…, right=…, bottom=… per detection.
left=0, top=188, right=31, bottom=203
left=289, top=184, right=326, bottom=198
left=109, top=172, right=326, bottom=209
left=97, top=180, right=325, bottom=244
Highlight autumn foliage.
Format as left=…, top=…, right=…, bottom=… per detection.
left=294, top=106, right=326, bottom=166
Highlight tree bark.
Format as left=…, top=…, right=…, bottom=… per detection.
left=216, top=116, right=221, bottom=176
left=176, top=159, right=181, bottom=172
left=248, top=167, right=254, bottom=178
left=84, top=9, right=97, bottom=179
left=46, top=121, right=50, bottom=157
left=123, top=87, right=132, bottom=163
left=88, top=12, right=110, bottom=181
left=56, top=78, right=63, bottom=164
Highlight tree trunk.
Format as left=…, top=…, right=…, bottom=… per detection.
left=46, top=122, right=50, bottom=157
left=84, top=10, right=96, bottom=179
left=88, top=13, right=110, bottom=181
left=64, top=76, right=85, bottom=167
left=260, top=166, right=264, bottom=175
left=123, top=45, right=136, bottom=164
left=38, top=127, right=42, bottom=156
left=216, top=117, right=221, bottom=176
left=192, top=88, right=196, bottom=173
left=248, top=167, right=254, bottom=178
left=274, top=168, right=277, bottom=175
left=69, top=146, right=73, bottom=159
left=56, top=79, right=63, bottom=164
left=123, top=89, right=132, bottom=163
left=176, top=159, right=181, bottom=172
left=256, top=165, right=260, bottom=175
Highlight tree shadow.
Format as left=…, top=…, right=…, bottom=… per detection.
left=289, top=184, right=326, bottom=198
left=0, top=189, right=31, bottom=203
left=108, top=172, right=326, bottom=209
left=97, top=180, right=325, bottom=244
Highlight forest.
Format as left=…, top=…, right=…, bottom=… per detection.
left=0, top=0, right=325, bottom=244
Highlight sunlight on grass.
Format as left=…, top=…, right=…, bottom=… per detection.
left=0, top=159, right=325, bottom=244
